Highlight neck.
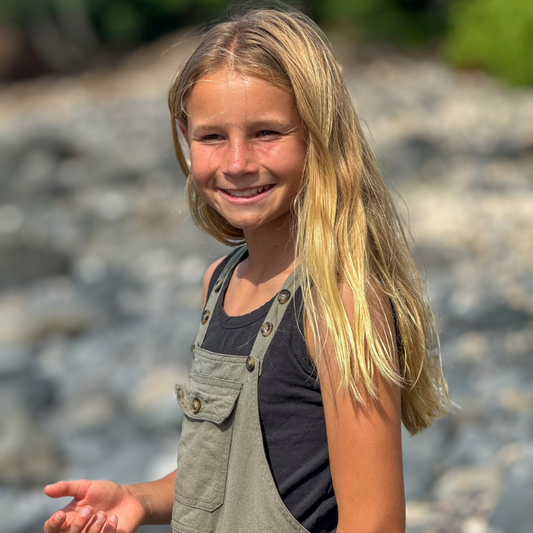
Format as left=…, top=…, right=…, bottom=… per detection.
left=240, top=217, right=297, bottom=283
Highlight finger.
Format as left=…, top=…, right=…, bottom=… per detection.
left=102, top=515, right=118, bottom=533
left=44, top=511, right=67, bottom=533
left=45, top=480, right=86, bottom=500
left=65, top=506, right=93, bottom=533
left=86, top=511, right=107, bottom=533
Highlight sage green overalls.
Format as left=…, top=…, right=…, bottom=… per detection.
left=172, top=246, right=312, bottom=533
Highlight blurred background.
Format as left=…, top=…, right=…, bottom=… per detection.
left=0, top=1, right=531, bottom=532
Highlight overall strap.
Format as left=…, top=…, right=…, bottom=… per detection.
left=248, top=264, right=303, bottom=373
left=194, top=245, right=248, bottom=348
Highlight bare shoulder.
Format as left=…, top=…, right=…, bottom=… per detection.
left=340, top=279, right=397, bottom=358
left=340, top=280, right=394, bottom=325
left=202, top=256, right=227, bottom=307
left=315, top=279, right=399, bottom=403
left=307, top=280, right=396, bottom=366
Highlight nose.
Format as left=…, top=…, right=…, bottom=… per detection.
left=223, top=139, right=258, bottom=176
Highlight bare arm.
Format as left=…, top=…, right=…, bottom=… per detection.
left=309, top=284, right=405, bottom=533
left=125, top=470, right=176, bottom=524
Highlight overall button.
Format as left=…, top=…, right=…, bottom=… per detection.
left=261, top=322, right=273, bottom=337
left=277, top=289, right=291, bottom=304
left=191, top=398, right=202, bottom=414
left=191, top=344, right=195, bottom=352
left=201, top=310, right=211, bottom=324
left=246, top=356, right=255, bottom=372
left=214, top=279, right=224, bottom=293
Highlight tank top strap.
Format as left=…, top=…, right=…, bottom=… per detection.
left=249, top=264, right=303, bottom=370
left=194, top=245, right=248, bottom=347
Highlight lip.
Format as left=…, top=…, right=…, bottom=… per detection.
left=218, top=184, right=275, bottom=203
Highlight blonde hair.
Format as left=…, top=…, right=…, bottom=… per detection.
left=168, top=8, right=450, bottom=434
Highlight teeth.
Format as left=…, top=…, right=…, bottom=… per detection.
left=225, top=185, right=271, bottom=197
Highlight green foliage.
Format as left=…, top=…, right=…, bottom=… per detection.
left=100, top=2, right=143, bottom=44
left=7, top=0, right=531, bottom=88
left=444, top=0, right=533, bottom=86
left=0, top=0, right=448, bottom=48
left=0, top=0, right=53, bottom=21
left=313, top=0, right=448, bottom=47
left=0, top=0, right=228, bottom=42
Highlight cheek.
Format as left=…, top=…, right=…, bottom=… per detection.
left=190, top=146, right=217, bottom=181
left=261, top=143, right=305, bottom=179
left=273, top=150, right=306, bottom=188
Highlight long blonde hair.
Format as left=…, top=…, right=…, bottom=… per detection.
left=168, top=8, right=450, bottom=434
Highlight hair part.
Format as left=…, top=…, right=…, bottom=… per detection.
left=168, top=8, right=450, bottom=434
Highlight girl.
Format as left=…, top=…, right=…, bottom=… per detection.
left=44, top=8, right=450, bottom=533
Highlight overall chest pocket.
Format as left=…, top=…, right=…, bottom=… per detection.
left=174, top=373, right=242, bottom=514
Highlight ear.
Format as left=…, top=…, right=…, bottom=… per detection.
left=178, top=122, right=189, bottom=145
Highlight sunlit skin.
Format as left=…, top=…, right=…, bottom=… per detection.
left=182, top=69, right=307, bottom=243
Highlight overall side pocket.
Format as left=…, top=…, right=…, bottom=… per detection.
left=174, top=373, right=242, bottom=513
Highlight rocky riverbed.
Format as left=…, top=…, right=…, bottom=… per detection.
left=0, top=33, right=532, bottom=533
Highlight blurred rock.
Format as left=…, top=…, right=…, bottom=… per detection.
left=58, top=392, right=119, bottom=430
left=0, top=283, right=95, bottom=345
left=0, top=388, right=62, bottom=485
left=434, top=466, right=503, bottom=499
left=491, top=471, right=533, bottom=533
left=0, top=204, right=24, bottom=234
left=402, top=423, right=448, bottom=500
left=0, top=345, right=32, bottom=376
left=129, top=365, right=188, bottom=431
left=0, top=244, right=71, bottom=290
left=382, top=135, right=444, bottom=185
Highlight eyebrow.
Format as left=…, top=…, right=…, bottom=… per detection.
left=191, top=118, right=296, bottom=135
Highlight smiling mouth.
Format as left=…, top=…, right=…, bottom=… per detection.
left=221, top=184, right=274, bottom=198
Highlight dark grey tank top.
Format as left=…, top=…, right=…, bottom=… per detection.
left=201, top=251, right=338, bottom=533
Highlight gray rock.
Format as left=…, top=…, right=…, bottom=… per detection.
left=433, top=465, right=503, bottom=500
left=0, top=283, right=96, bottom=345
left=0, top=394, right=62, bottom=484
left=491, top=475, right=533, bottom=533
left=0, top=244, right=71, bottom=290
left=0, top=346, right=32, bottom=376
left=402, top=423, right=448, bottom=500
left=445, top=425, right=504, bottom=466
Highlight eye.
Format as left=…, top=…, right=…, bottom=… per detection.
left=257, top=130, right=279, bottom=138
left=201, top=133, right=224, bottom=142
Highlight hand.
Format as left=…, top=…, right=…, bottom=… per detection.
left=44, top=479, right=147, bottom=533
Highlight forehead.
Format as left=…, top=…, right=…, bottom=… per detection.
left=186, top=68, right=299, bottom=124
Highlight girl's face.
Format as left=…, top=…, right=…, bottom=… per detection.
left=184, top=68, right=307, bottom=235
